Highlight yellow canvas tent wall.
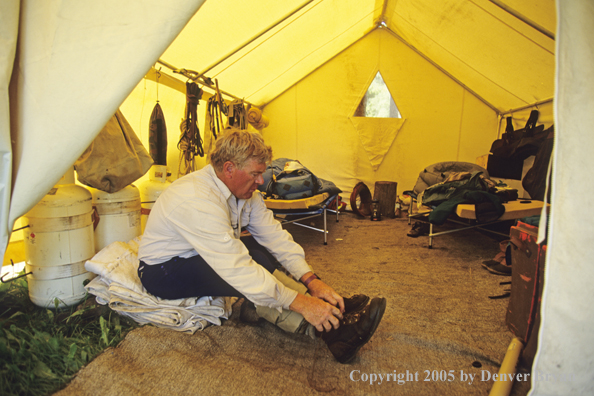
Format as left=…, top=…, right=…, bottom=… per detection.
left=262, top=27, right=499, bottom=195
left=124, top=0, right=556, bottom=198
left=1, top=1, right=593, bottom=394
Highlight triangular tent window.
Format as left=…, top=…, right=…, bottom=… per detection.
left=354, top=72, right=401, bottom=118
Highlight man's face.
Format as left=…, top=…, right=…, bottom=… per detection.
left=225, top=158, right=266, bottom=200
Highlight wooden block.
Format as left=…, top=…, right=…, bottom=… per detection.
left=373, top=181, right=397, bottom=218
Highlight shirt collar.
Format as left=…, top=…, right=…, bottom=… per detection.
left=206, top=164, right=233, bottom=200
left=206, top=164, right=247, bottom=210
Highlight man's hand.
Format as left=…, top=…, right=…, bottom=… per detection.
left=300, top=272, right=345, bottom=313
left=289, top=294, right=342, bottom=332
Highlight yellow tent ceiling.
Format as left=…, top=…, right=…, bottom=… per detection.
left=160, top=0, right=555, bottom=112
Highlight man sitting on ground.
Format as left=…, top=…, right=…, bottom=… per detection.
left=137, top=129, right=386, bottom=363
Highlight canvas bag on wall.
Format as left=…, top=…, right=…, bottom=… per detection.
left=75, top=110, right=153, bottom=193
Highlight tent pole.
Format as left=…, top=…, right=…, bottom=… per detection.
left=486, top=0, right=555, bottom=40
left=488, top=337, right=524, bottom=396
left=155, top=60, right=259, bottom=109
left=499, top=97, right=554, bottom=116
left=145, top=67, right=186, bottom=94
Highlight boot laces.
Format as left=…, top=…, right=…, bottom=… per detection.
left=342, top=307, right=366, bottom=325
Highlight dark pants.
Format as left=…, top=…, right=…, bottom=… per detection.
left=138, top=236, right=280, bottom=300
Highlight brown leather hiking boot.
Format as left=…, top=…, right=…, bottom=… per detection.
left=320, top=297, right=387, bottom=363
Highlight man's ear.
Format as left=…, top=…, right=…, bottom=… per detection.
left=222, top=161, right=236, bottom=179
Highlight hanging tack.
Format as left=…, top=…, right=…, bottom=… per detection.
left=215, top=79, right=225, bottom=132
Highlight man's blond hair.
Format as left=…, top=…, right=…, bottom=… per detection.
left=209, top=128, right=272, bottom=172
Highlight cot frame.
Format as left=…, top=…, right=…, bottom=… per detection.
left=408, top=200, right=547, bottom=248
left=269, top=194, right=340, bottom=245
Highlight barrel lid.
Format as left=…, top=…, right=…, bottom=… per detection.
left=25, top=184, right=92, bottom=218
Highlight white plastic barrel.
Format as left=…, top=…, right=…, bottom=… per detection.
left=90, top=185, right=142, bottom=252
left=138, top=165, right=171, bottom=233
left=23, top=168, right=96, bottom=308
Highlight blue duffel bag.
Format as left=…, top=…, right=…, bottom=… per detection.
left=259, top=158, right=342, bottom=200
left=265, top=168, right=320, bottom=199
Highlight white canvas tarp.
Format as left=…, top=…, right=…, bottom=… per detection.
left=0, top=0, right=19, bottom=266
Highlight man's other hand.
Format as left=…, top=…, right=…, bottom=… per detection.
left=306, top=278, right=345, bottom=313
left=289, top=294, right=342, bottom=332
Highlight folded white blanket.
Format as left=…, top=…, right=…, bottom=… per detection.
left=84, top=238, right=234, bottom=334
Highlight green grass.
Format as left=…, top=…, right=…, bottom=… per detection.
left=0, top=272, right=138, bottom=396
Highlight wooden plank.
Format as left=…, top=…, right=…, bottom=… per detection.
left=456, top=200, right=548, bottom=220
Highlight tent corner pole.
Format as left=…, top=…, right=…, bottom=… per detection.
left=499, top=97, right=554, bottom=117
left=488, top=337, right=524, bottom=396
left=155, top=60, right=260, bottom=109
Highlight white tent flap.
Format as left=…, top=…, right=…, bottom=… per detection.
left=0, top=0, right=19, bottom=256
left=530, top=1, right=594, bottom=395
left=7, top=0, right=206, bottom=242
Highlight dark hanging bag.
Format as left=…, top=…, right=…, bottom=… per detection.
left=487, top=110, right=547, bottom=180
left=522, top=126, right=554, bottom=200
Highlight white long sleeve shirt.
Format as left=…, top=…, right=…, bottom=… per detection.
left=138, top=164, right=312, bottom=310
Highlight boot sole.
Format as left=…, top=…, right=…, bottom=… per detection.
left=340, top=297, right=387, bottom=364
